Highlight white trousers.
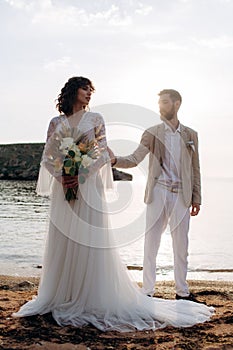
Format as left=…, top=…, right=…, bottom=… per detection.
left=142, top=184, right=190, bottom=297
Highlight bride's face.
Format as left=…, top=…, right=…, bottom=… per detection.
left=76, top=85, right=93, bottom=107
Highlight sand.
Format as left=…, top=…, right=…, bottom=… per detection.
left=0, top=276, right=233, bottom=350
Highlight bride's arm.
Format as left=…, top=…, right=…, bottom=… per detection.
left=40, top=117, right=64, bottom=181
left=46, top=117, right=57, bottom=141
left=81, top=114, right=110, bottom=179
left=36, top=117, right=64, bottom=196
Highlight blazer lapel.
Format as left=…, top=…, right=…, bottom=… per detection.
left=180, top=124, right=192, bottom=166
left=156, top=123, right=165, bottom=162
left=155, top=123, right=190, bottom=165
left=180, top=124, right=189, bottom=144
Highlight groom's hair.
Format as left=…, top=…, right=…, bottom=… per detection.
left=158, top=89, right=182, bottom=103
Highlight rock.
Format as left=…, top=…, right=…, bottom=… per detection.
left=12, top=280, right=35, bottom=291
left=36, top=265, right=43, bottom=269
left=0, top=143, right=132, bottom=181
left=127, top=265, right=143, bottom=271
left=112, top=168, right=133, bottom=181
left=0, top=143, right=43, bottom=180
left=0, top=285, right=10, bottom=290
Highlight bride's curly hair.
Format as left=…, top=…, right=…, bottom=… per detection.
left=56, top=76, right=95, bottom=116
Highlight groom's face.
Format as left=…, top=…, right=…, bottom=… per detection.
left=158, top=94, right=176, bottom=121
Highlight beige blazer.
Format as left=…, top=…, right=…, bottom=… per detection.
left=114, top=123, right=201, bottom=207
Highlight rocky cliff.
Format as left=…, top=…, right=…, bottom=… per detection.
left=0, top=143, right=132, bottom=181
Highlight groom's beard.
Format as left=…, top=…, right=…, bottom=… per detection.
left=160, top=105, right=176, bottom=121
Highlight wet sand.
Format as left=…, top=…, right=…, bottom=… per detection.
left=0, top=276, right=233, bottom=349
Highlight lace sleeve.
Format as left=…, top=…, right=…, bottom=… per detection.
left=46, top=116, right=60, bottom=141
left=40, top=116, right=67, bottom=180
left=83, top=114, right=110, bottom=178
left=36, top=116, right=63, bottom=196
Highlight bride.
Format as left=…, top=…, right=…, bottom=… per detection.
left=13, top=76, right=214, bottom=332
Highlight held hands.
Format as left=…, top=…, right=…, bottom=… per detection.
left=190, top=203, right=200, bottom=216
left=107, top=147, right=117, bottom=166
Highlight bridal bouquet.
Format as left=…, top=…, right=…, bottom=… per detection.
left=59, top=137, right=100, bottom=201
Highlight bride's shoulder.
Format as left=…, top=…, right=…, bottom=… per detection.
left=46, top=115, right=65, bottom=140
left=85, top=111, right=105, bottom=125
left=48, top=115, right=64, bottom=127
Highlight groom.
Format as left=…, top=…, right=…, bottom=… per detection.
left=112, top=89, right=201, bottom=300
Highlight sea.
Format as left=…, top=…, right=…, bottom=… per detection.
left=0, top=177, right=233, bottom=282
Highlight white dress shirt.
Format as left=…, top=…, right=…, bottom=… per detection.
left=157, top=122, right=182, bottom=187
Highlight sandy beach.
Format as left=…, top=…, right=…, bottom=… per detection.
left=0, top=276, right=232, bottom=349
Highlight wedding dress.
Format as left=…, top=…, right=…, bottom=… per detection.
left=13, top=111, right=214, bottom=332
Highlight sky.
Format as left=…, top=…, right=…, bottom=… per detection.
left=1, top=0, right=233, bottom=177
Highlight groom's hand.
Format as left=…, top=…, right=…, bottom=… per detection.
left=190, top=203, right=200, bottom=216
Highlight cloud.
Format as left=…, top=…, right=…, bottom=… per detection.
left=4, top=0, right=34, bottom=10
left=87, top=5, right=132, bottom=27
left=142, top=40, right=189, bottom=51
left=43, top=56, right=71, bottom=71
left=4, top=0, right=152, bottom=27
left=193, top=35, right=233, bottom=49
left=135, top=4, right=153, bottom=16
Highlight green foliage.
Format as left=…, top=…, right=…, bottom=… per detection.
left=69, top=167, right=76, bottom=176
left=75, top=162, right=81, bottom=170
left=64, top=159, right=73, bottom=167
left=65, top=188, right=78, bottom=201
left=80, top=167, right=89, bottom=174
left=68, top=150, right=75, bottom=158
left=78, top=175, right=86, bottom=184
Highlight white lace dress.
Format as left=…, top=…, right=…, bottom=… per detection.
left=13, top=111, right=214, bottom=332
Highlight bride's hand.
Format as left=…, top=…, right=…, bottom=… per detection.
left=107, top=147, right=117, bottom=166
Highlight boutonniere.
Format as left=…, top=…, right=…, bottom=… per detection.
left=186, top=140, right=195, bottom=152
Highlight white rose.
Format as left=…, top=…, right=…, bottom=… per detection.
left=73, top=145, right=81, bottom=157
left=59, top=137, right=74, bottom=154
left=74, top=154, right=82, bottom=162
left=81, top=155, right=94, bottom=168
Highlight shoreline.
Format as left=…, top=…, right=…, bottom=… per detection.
left=0, top=276, right=233, bottom=349
left=1, top=264, right=233, bottom=283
